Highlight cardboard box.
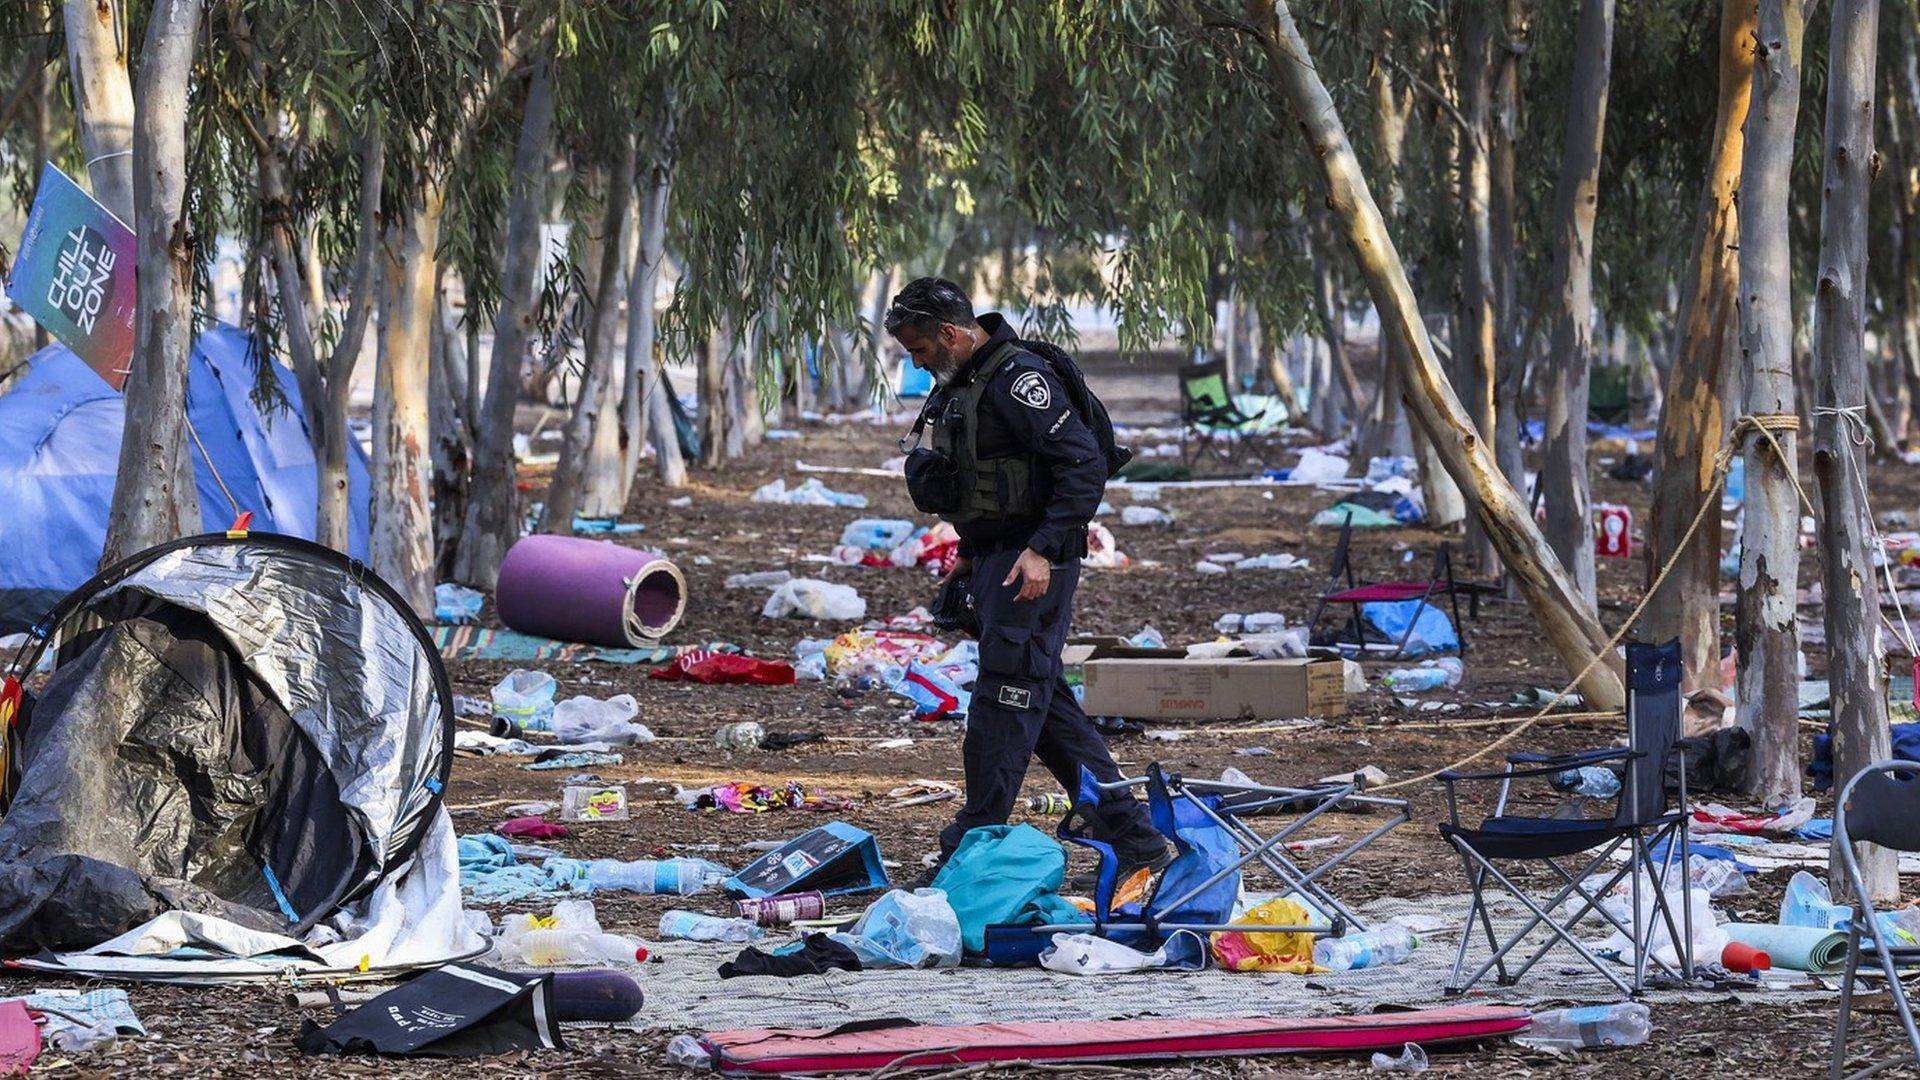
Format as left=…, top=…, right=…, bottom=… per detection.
left=1081, top=657, right=1347, bottom=720
left=1062, top=635, right=1191, bottom=666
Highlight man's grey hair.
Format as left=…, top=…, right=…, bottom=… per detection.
left=884, top=276, right=978, bottom=337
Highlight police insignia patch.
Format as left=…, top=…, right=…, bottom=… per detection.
left=1010, top=371, right=1052, bottom=410
left=995, top=685, right=1033, bottom=709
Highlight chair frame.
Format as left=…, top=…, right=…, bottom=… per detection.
left=1307, top=514, right=1472, bottom=660
left=1437, top=646, right=1693, bottom=997
left=1177, top=360, right=1267, bottom=477
left=1033, top=770, right=1410, bottom=940
left=1830, top=759, right=1920, bottom=1080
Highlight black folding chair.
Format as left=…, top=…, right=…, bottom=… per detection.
left=1307, top=514, right=1471, bottom=659
left=1831, top=760, right=1920, bottom=1080
left=1178, top=360, right=1267, bottom=475
left=1437, top=640, right=1692, bottom=996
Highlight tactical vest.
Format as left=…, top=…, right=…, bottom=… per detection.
left=924, top=342, right=1045, bottom=524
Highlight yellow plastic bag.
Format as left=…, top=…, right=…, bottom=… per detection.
left=1210, top=897, right=1324, bottom=973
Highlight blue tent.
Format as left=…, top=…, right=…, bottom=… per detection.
left=0, top=324, right=371, bottom=630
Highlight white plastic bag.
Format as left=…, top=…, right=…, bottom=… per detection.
left=550, top=694, right=653, bottom=745
left=762, top=578, right=867, bottom=620
left=491, top=669, right=558, bottom=731
left=829, top=888, right=962, bottom=969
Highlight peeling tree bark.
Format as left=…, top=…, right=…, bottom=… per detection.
left=1812, top=0, right=1895, bottom=900
left=454, top=49, right=556, bottom=588
left=371, top=189, right=441, bottom=615
left=1735, top=0, right=1808, bottom=805
left=1253, top=0, right=1625, bottom=709
left=100, top=0, right=202, bottom=567
left=1456, top=4, right=1501, bottom=574
left=62, top=0, right=135, bottom=226
left=1542, top=0, right=1615, bottom=613
left=1490, top=0, right=1529, bottom=496
left=1646, top=0, right=1756, bottom=691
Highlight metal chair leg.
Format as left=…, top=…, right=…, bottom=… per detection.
left=1833, top=923, right=1861, bottom=1080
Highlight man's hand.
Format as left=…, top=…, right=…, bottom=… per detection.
left=943, top=555, right=972, bottom=584
left=1003, top=548, right=1052, bottom=603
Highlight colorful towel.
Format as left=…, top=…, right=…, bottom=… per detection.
left=431, top=625, right=735, bottom=665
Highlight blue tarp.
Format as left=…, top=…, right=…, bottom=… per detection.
left=1360, top=599, right=1461, bottom=657
left=0, top=324, right=371, bottom=631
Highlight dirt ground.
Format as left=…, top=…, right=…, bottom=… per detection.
left=8, top=362, right=1920, bottom=1078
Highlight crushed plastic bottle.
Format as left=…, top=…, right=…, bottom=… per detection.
left=665, top=1034, right=712, bottom=1069
left=1550, top=765, right=1622, bottom=798
left=1381, top=657, right=1463, bottom=692
left=724, top=569, right=792, bottom=590
left=1515, top=1002, right=1651, bottom=1050
left=493, top=901, right=646, bottom=967
left=658, top=909, right=764, bottom=943
left=1312, top=925, right=1420, bottom=971
left=1370, top=1042, right=1429, bottom=1073
left=587, top=857, right=732, bottom=896
left=839, top=518, right=916, bottom=551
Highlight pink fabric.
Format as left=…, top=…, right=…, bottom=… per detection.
left=495, top=817, right=569, bottom=840
left=1325, top=582, right=1435, bottom=603
left=650, top=652, right=796, bottom=686
left=706, top=1006, right=1532, bottom=1075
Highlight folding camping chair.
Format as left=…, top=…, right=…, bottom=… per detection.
left=1437, top=640, right=1693, bottom=996
left=988, top=763, right=1411, bottom=963
left=1178, top=360, right=1267, bottom=475
left=1307, top=513, right=1471, bottom=659
left=1830, top=759, right=1920, bottom=1080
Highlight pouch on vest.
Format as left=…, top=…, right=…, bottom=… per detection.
left=904, top=447, right=964, bottom=515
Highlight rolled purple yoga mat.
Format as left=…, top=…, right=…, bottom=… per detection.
left=496, top=534, right=687, bottom=647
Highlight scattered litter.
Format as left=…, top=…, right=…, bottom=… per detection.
left=1082, top=522, right=1129, bottom=569
left=561, top=784, right=629, bottom=821
left=491, top=668, right=558, bottom=733
left=551, top=693, right=654, bottom=744
left=1287, top=446, right=1352, bottom=484
left=1515, top=1003, right=1650, bottom=1050
left=1127, top=624, right=1166, bottom=649
left=433, top=582, right=484, bottom=624
left=676, top=780, right=857, bottom=814
left=889, top=780, right=960, bottom=808
left=1319, top=765, right=1390, bottom=788
left=752, top=477, right=869, bottom=508
left=523, top=751, right=624, bottom=771
left=763, top=578, right=867, bottom=620
left=587, top=857, right=732, bottom=895
left=1144, top=729, right=1185, bottom=742
left=668, top=495, right=693, bottom=507
left=1381, top=657, right=1464, bottom=692
left=506, top=801, right=556, bottom=816
left=726, top=569, right=793, bottom=589
left=496, top=816, right=569, bottom=840
left=492, top=900, right=647, bottom=967
left=872, top=737, right=915, bottom=750
left=715, top=721, right=766, bottom=750
left=1119, top=505, right=1174, bottom=526
left=651, top=650, right=797, bottom=685
left=1370, top=1042, right=1429, bottom=1073
left=660, top=910, right=764, bottom=942
left=737, top=891, right=828, bottom=926
left=1215, top=612, right=1286, bottom=634
left=572, top=514, right=644, bottom=535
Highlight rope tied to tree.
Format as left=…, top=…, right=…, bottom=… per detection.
left=1374, top=410, right=1805, bottom=792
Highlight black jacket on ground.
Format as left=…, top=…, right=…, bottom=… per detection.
left=942, top=312, right=1105, bottom=561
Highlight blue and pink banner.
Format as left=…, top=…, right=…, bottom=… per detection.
left=7, top=162, right=136, bottom=389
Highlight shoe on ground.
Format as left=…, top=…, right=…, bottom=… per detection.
left=1067, top=844, right=1173, bottom=893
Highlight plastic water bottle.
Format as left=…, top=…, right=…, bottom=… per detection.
left=1382, top=658, right=1463, bottom=692
left=658, top=910, right=764, bottom=943
left=1551, top=766, right=1622, bottom=798
left=1515, top=1003, right=1652, bottom=1050
left=515, top=928, right=647, bottom=967
left=1313, top=925, right=1420, bottom=971
left=665, top=1035, right=712, bottom=1068
left=588, top=858, right=731, bottom=896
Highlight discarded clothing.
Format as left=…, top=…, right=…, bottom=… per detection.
left=1666, top=727, right=1753, bottom=794
left=719, top=934, right=862, bottom=979
left=7, top=988, right=144, bottom=1052
left=930, top=825, right=1088, bottom=954
left=677, top=781, right=856, bottom=814
left=1690, top=797, right=1817, bottom=837
left=496, top=817, right=569, bottom=841
left=650, top=651, right=796, bottom=686
left=523, top=751, right=624, bottom=771
left=458, top=835, right=592, bottom=904
left=1810, top=722, right=1920, bottom=791
left=750, top=478, right=868, bottom=508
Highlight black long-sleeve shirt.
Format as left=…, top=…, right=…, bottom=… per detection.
left=947, top=313, right=1104, bottom=561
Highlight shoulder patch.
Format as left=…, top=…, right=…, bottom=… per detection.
left=1010, top=370, right=1052, bottom=410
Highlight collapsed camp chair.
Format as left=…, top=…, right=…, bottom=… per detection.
left=1178, top=360, right=1268, bottom=475
left=1437, top=640, right=1692, bottom=996
left=1307, top=512, right=1471, bottom=659
left=1830, top=760, right=1920, bottom=1080
left=984, top=763, right=1410, bottom=963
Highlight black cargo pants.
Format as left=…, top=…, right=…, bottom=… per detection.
left=937, top=545, right=1166, bottom=861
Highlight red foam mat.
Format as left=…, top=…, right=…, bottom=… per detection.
left=704, top=1005, right=1532, bottom=1074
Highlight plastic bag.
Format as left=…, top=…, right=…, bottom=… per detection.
left=1039, top=930, right=1208, bottom=975
left=491, top=669, right=558, bottom=732
left=1596, top=883, right=1726, bottom=970
left=829, top=888, right=962, bottom=969
left=1120, top=505, right=1173, bottom=526
left=1210, top=897, right=1322, bottom=973
left=1082, top=522, right=1128, bottom=568
left=839, top=518, right=916, bottom=551
left=434, top=582, right=484, bottom=623
left=762, top=579, right=867, bottom=620
left=550, top=694, right=653, bottom=745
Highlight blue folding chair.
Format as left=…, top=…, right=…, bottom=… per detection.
left=1830, top=760, right=1920, bottom=1080
left=1437, top=640, right=1693, bottom=995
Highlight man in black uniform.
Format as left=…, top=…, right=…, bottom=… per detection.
left=885, top=277, right=1170, bottom=876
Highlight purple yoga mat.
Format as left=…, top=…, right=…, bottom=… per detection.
left=496, top=534, right=686, bottom=647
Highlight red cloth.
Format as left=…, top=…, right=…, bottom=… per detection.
left=0, top=1001, right=39, bottom=1076
left=651, top=651, right=797, bottom=686
left=496, top=816, right=569, bottom=840
left=1325, top=582, right=1436, bottom=603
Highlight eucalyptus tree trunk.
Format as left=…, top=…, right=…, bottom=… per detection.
left=1541, top=0, right=1615, bottom=613
left=63, top=0, right=134, bottom=226
left=1734, top=0, right=1808, bottom=804
left=1645, top=0, right=1756, bottom=690
left=1813, top=0, right=1894, bottom=900
left=428, top=275, right=468, bottom=572
left=1490, top=0, right=1528, bottom=493
left=371, top=191, right=441, bottom=614
left=737, top=311, right=767, bottom=449
left=698, top=327, right=726, bottom=467
left=1252, top=0, right=1625, bottom=709
left=454, top=50, right=555, bottom=588
left=1457, top=3, right=1501, bottom=574
left=545, top=142, right=637, bottom=530
left=622, top=97, right=686, bottom=491
left=100, top=0, right=203, bottom=567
